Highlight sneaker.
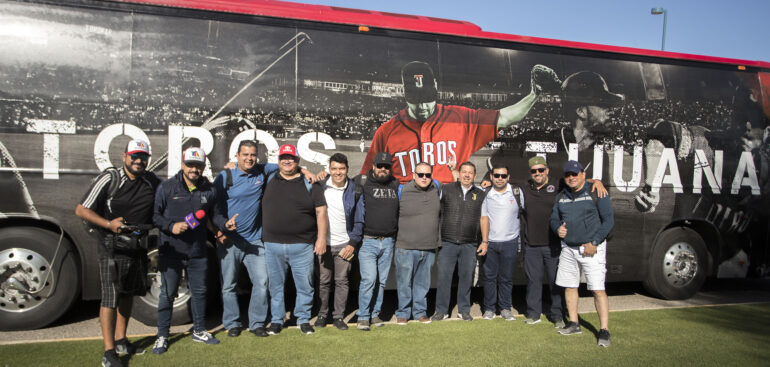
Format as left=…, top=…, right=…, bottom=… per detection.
left=299, top=323, right=315, bottom=335
left=396, top=318, right=408, bottom=325
left=333, top=318, right=349, bottom=330
left=115, top=338, right=145, bottom=356
left=501, top=309, right=516, bottom=321
left=524, top=317, right=542, bottom=325
left=314, top=316, right=327, bottom=328
left=597, top=329, right=611, bottom=347
left=460, top=312, right=473, bottom=321
left=102, top=349, right=122, bottom=367
left=419, top=316, right=432, bottom=324
left=250, top=327, right=268, bottom=337
left=553, top=319, right=566, bottom=329
left=482, top=311, right=496, bottom=320
left=152, top=336, right=168, bottom=355
left=192, top=330, right=220, bottom=345
left=558, top=321, right=582, bottom=335
left=227, top=326, right=243, bottom=337
left=267, top=323, right=282, bottom=335
left=371, top=316, right=386, bottom=327
left=431, top=313, right=449, bottom=322
left=357, top=320, right=370, bottom=331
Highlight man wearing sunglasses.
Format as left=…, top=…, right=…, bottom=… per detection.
left=76, top=139, right=161, bottom=367
left=550, top=160, right=614, bottom=347
left=394, top=162, right=441, bottom=325
left=479, top=164, right=524, bottom=321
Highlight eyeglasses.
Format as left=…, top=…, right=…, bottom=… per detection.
left=492, top=173, right=508, bottom=179
left=129, top=153, right=149, bottom=162
left=416, top=172, right=432, bottom=178
left=530, top=168, right=546, bottom=174
left=564, top=172, right=580, bottom=178
left=375, top=164, right=391, bottom=170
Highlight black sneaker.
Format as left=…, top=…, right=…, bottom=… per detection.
left=115, top=338, right=145, bottom=356
left=558, top=321, right=582, bottom=335
left=597, top=329, right=611, bottom=347
left=299, top=323, right=315, bottom=335
left=333, top=318, right=349, bottom=330
left=267, top=323, right=282, bottom=335
left=227, top=326, right=244, bottom=337
left=250, top=327, right=269, bottom=337
left=460, top=312, right=473, bottom=321
left=431, top=313, right=449, bottom=322
left=314, top=316, right=327, bottom=328
left=102, top=349, right=122, bottom=367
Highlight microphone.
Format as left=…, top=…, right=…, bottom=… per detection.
left=185, top=210, right=206, bottom=229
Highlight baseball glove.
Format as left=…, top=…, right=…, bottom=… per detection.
left=530, top=64, right=562, bottom=95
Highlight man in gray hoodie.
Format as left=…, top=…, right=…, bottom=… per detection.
left=394, top=162, right=441, bottom=325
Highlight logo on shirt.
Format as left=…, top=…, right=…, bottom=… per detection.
left=471, top=193, right=477, bottom=201
left=547, top=185, right=555, bottom=193
left=201, top=196, right=208, bottom=204
left=373, top=188, right=397, bottom=199
left=255, top=177, right=263, bottom=186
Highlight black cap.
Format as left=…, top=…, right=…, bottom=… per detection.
left=402, top=61, right=438, bottom=104
left=562, top=71, right=624, bottom=108
left=373, top=152, right=393, bottom=166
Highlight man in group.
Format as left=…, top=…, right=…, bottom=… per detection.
left=262, top=144, right=328, bottom=335
left=152, top=147, right=220, bottom=353
left=314, top=153, right=363, bottom=330
left=75, top=139, right=160, bottom=367
left=354, top=152, right=400, bottom=331
left=361, top=61, right=562, bottom=183
left=550, top=160, right=614, bottom=347
left=432, top=161, right=486, bottom=322
left=394, top=162, right=441, bottom=324
left=479, top=164, right=524, bottom=321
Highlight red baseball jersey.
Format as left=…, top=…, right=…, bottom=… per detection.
left=361, top=104, right=499, bottom=183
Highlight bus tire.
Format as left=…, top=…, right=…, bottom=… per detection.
left=132, top=248, right=192, bottom=326
left=643, top=227, right=707, bottom=300
left=0, top=227, right=80, bottom=330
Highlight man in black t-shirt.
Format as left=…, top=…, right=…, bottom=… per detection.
left=75, top=139, right=160, bottom=367
left=262, top=144, right=328, bottom=336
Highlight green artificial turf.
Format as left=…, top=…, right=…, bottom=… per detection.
left=2, top=303, right=770, bottom=366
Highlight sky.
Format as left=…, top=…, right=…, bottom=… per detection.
left=292, top=0, right=770, bottom=63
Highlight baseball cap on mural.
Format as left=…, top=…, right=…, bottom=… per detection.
left=561, top=71, right=624, bottom=108
left=278, top=144, right=298, bottom=157
left=563, top=160, right=584, bottom=174
left=373, top=152, right=393, bottom=166
left=182, top=147, right=205, bottom=165
left=126, top=139, right=151, bottom=155
left=401, top=61, right=438, bottom=104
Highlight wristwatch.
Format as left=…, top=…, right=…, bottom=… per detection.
left=591, top=240, right=599, bottom=246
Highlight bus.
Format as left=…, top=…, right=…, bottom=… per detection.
left=1, top=0, right=768, bottom=330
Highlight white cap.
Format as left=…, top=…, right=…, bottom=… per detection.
left=182, top=147, right=205, bottom=165
left=126, top=139, right=151, bottom=155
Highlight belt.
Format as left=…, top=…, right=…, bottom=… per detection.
left=364, top=235, right=391, bottom=240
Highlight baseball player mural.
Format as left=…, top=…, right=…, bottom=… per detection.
left=361, top=61, right=561, bottom=183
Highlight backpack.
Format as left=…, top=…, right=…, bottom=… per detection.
left=82, top=167, right=121, bottom=236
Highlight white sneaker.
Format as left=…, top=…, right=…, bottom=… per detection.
left=500, top=309, right=516, bottom=321
left=482, top=311, right=496, bottom=320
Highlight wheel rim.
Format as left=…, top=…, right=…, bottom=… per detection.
left=662, top=241, right=699, bottom=287
left=0, top=248, right=54, bottom=312
left=136, top=249, right=191, bottom=309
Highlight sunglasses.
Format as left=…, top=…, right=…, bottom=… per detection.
left=416, top=173, right=432, bottom=178
left=129, top=153, right=149, bottom=162
left=492, top=173, right=508, bottom=179
left=530, top=168, right=546, bottom=174
left=375, top=164, right=391, bottom=169
left=564, top=171, right=580, bottom=178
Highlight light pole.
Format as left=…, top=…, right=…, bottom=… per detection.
left=651, top=7, right=667, bottom=51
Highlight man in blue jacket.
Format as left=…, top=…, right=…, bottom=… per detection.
left=152, top=147, right=223, bottom=353
left=314, top=153, right=363, bottom=330
left=550, top=160, right=614, bottom=347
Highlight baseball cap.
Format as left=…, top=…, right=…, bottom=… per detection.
left=373, top=152, right=393, bottom=166
left=528, top=156, right=547, bottom=168
left=182, top=147, right=205, bottom=165
left=126, top=139, right=151, bottom=155
left=563, top=160, right=584, bottom=174
left=401, top=61, right=438, bottom=104
left=278, top=144, right=298, bottom=158
left=561, top=71, right=624, bottom=108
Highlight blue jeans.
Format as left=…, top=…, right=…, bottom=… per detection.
left=482, top=238, right=518, bottom=312
left=157, top=256, right=207, bottom=337
left=356, top=236, right=394, bottom=319
left=264, top=242, right=314, bottom=325
left=435, top=242, right=478, bottom=315
left=395, top=248, right=436, bottom=320
left=218, top=238, right=268, bottom=330
left=524, top=244, right=563, bottom=320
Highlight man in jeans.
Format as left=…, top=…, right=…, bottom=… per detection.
left=432, top=161, right=486, bottom=322
left=152, top=147, right=221, bottom=353
left=262, top=144, right=328, bottom=335
left=394, top=162, right=441, bottom=325
left=479, top=164, right=524, bottom=321
left=354, top=152, right=400, bottom=331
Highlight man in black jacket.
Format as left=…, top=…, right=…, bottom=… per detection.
left=432, top=161, right=486, bottom=322
left=152, top=147, right=223, bottom=353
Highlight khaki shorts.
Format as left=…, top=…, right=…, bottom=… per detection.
left=555, top=242, right=607, bottom=291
